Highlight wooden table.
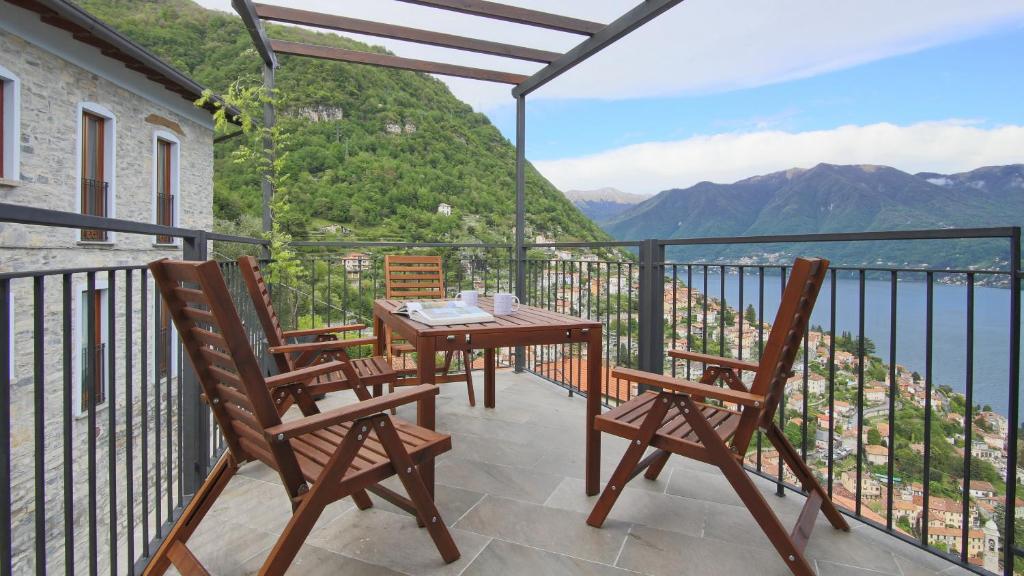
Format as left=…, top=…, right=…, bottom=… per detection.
left=373, top=297, right=605, bottom=495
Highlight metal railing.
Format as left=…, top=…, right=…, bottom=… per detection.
left=0, top=202, right=1020, bottom=575
left=80, top=178, right=109, bottom=242
left=0, top=203, right=265, bottom=575
left=155, top=194, right=174, bottom=245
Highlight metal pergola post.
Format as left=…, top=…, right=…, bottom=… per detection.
left=514, top=93, right=526, bottom=371
left=262, top=62, right=275, bottom=235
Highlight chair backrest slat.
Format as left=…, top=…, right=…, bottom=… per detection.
left=238, top=256, right=292, bottom=374
left=237, top=256, right=367, bottom=400
left=732, top=258, right=828, bottom=452
left=384, top=255, right=445, bottom=300
left=149, top=258, right=308, bottom=497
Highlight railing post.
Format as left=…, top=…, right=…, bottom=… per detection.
left=637, top=240, right=665, bottom=385
left=1004, top=226, right=1020, bottom=576
left=181, top=231, right=210, bottom=494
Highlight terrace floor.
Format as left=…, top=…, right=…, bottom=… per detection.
left=177, top=370, right=972, bottom=576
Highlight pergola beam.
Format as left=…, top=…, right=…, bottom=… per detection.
left=254, top=3, right=560, bottom=64
left=513, top=0, right=685, bottom=97
left=394, top=0, right=604, bottom=36
left=270, top=39, right=528, bottom=84
left=232, top=0, right=277, bottom=68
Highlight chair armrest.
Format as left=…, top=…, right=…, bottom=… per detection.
left=613, top=367, right=765, bottom=408
left=265, top=361, right=348, bottom=390
left=668, top=349, right=761, bottom=373
left=269, top=337, right=377, bottom=355
left=265, top=384, right=440, bottom=439
left=283, top=324, right=366, bottom=339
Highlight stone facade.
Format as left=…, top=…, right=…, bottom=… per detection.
left=0, top=9, right=217, bottom=573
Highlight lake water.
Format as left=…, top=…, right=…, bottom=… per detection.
left=677, top=269, right=1022, bottom=415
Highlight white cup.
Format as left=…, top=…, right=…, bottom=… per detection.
left=493, top=292, right=520, bottom=316
left=456, top=290, right=478, bottom=306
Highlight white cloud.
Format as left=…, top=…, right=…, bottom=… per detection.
left=191, top=0, right=1024, bottom=111
left=532, top=121, right=1024, bottom=195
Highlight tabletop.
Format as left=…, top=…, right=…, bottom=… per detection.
left=373, top=296, right=601, bottom=336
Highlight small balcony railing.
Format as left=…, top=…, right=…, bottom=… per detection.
left=155, top=193, right=174, bottom=244
left=80, top=178, right=109, bottom=241
left=79, top=342, right=106, bottom=410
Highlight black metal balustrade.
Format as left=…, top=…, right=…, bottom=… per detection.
left=0, top=202, right=1020, bottom=575
left=80, top=178, right=109, bottom=242
left=155, top=194, right=174, bottom=245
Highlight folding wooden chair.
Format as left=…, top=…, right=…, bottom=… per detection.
left=143, top=258, right=459, bottom=575
left=237, top=255, right=396, bottom=412
left=384, top=254, right=475, bottom=406
left=588, top=257, right=847, bottom=576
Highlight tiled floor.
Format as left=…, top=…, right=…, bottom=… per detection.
left=181, top=370, right=974, bottom=575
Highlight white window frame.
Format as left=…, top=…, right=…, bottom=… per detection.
left=75, top=102, right=117, bottom=242
left=151, top=130, right=181, bottom=246
left=74, top=279, right=110, bottom=417
left=0, top=65, right=20, bottom=182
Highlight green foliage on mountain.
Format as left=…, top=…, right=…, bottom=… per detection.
left=75, top=0, right=607, bottom=244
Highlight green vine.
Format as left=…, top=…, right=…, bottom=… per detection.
left=198, top=78, right=304, bottom=286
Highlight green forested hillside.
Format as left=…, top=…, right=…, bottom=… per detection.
left=76, top=0, right=607, bottom=244
left=604, top=163, right=1024, bottom=269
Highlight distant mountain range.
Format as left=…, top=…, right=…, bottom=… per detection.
left=564, top=188, right=649, bottom=224
left=569, top=163, right=1024, bottom=269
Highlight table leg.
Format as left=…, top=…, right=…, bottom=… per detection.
left=416, top=335, right=436, bottom=496
left=373, top=314, right=385, bottom=356
left=484, top=348, right=496, bottom=408
left=586, top=327, right=603, bottom=496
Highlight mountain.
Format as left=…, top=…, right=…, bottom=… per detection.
left=603, top=163, right=1024, bottom=269
left=564, top=187, right=647, bottom=224
left=74, top=0, right=609, bottom=245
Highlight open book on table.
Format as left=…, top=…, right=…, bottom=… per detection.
left=394, top=300, right=495, bottom=326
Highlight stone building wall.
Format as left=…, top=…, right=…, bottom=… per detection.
left=0, top=13, right=218, bottom=573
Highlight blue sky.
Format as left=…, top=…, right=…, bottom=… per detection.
left=491, top=26, right=1024, bottom=162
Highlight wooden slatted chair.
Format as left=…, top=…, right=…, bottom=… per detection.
left=144, top=258, right=459, bottom=575
left=587, top=257, right=847, bottom=576
left=238, top=255, right=396, bottom=412
left=384, top=254, right=475, bottom=406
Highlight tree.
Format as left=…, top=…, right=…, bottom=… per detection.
left=744, top=304, right=757, bottom=325
left=721, top=299, right=735, bottom=327
left=867, top=427, right=882, bottom=446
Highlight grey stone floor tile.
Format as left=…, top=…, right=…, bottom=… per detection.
left=851, top=525, right=967, bottom=574
left=461, top=538, right=636, bottom=576
left=894, top=554, right=969, bottom=576
left=307, top=507, right=490, bottom=576
left=239, top=543, right=404, bottom=575
left=816, top=560, right=891, bottom=575
left=804, top=526, right=901, bottom=574
left=446, top=430, right=545, bottom=468
left=435, top=457, right=563, bottom=504
left=545, top=477, right=705, bottom=537
left=665, top=466, right=749, bottom=507
left=373, top=477, right=485, bottom=522
left=181, top=517, right=280, bottom=576
left=207, top=474, right=355, bottom=536
left=702, top=495, right=838, bottom=552
left=454, top=495, right=631, bottom=565
left=616, top=524, right=795, bottom=576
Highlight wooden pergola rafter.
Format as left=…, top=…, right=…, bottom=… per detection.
left=231, top=0, right=685, bottom=370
